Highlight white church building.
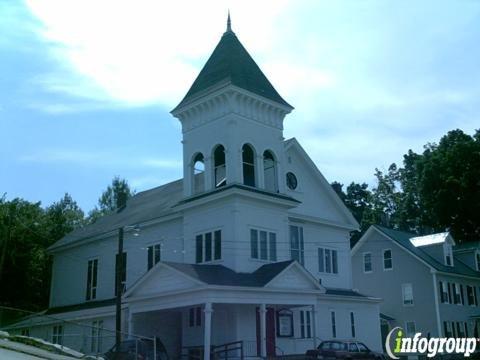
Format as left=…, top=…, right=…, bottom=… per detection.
left=10, top=17, right=383, bottom=358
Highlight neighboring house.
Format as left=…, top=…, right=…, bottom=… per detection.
left=352, top=225, right=480, bottom=347
left=7, top=18, right=383, bottom=358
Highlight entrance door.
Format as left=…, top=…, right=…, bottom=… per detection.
left=256, top=307, right=276, bottom=357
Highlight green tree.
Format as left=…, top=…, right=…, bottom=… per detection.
left=414, top=129, right=480, bottom=242
left=87, top=177, right=134, bottom=223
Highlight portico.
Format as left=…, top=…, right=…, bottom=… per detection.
left=123, top=261, right=323, bottom=359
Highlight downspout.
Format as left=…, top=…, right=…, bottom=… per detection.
left=431, top=270, right=442, bottom=337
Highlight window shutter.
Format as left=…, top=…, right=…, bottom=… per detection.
left=214, top=230, right=221, bottom=260
left=147, top=246, right=153, bottom=270
left=439, top=281, right=444, bottom=303
left=448, top=283, right=452, bottom=303
left=195, top=235, right=203, bottom=263
left=318, top=248, right=324, bottom=272
left=460, top=285, right=465, bottom=305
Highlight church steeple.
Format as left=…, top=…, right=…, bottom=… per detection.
left=171, top=17, right=293, bottom=198
left=172, top=18, right=292, bottom=111
left=226, top=11, right=232, bottom=33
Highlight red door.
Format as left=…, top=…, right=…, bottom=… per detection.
left=256, top=307, right=276, bottom=356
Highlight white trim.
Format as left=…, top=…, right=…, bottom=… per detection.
left=284, top=138, right=360, bottom=229
left=48, top=213, right=182, bottom=253
left=401, top=283, right=414, bottom=306
left=124, top=262, right=205, bottom=297
left=263, top=261, right=324, bottom=290
left=383, top=248, right=393, bottom=271
left=363, top=252, right=372, bottom=273
left=432, top=271, right=443, bottom=337
left=404, top=320, right=416, bottom=337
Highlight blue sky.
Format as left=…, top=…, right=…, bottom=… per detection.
left=1, top=0, right=479, bottom=212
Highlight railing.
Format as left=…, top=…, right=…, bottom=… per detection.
left=243, top=340, right=284, bottom=358
left=181, top=341, right=244, bottom=360
left=212, top=340, right=244, bottom=360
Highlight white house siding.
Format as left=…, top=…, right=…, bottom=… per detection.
left=436, top=273, right=480, bottom=336
left=284, top=144, right=353, bottom=226
left=352, top=230, right=439, bottom=336
left=50, top=217, right=182, bottom=307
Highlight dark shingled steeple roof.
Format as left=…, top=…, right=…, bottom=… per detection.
left=174, top=20, right=292, bottom=110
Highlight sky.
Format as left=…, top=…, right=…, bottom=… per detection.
left=1, top=0, right=479, bottom=212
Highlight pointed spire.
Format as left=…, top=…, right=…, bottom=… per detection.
left=226, top=10, right=232, bottom=33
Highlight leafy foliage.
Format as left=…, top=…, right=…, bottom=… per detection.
left=87, top=177, right=134, bottom=223
left=334, top=129, right=480, bottom=245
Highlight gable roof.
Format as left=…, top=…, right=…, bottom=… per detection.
left=48, top=179, right=184, bottom=251
left=163, top=260, right=297, bottom=287
left=356, top=225, right=480, bottom=278
left=284, top=138, right=359, bottom=229
left=173, top=29, right=292, bottom=111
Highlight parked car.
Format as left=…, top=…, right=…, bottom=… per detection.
left=306, top=340, right=385, bottom=360
left=104, top=338, right=169, bottom=360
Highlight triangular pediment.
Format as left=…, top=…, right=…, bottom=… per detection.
left=264, top=262, right=325, bottom=292
left=124, top=263, right=203, bottom=298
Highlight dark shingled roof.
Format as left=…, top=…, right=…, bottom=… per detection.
left=374, top=225, right=480, bottom=277
left=48, top=179, right=184, bottom=250
left=49, top=179, right=300, bottom=251
left=164, top=260, right=295, bottom=287
left=173, top=29, right=292, bottom=110
left=46, top=298, right=116, bottom=315
left=324, top=288, right=366, bottom=298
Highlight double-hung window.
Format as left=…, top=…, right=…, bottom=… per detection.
left=402, top=283, right=414, bottom=306
left=467, top=285, right=476, bottom=306
left=444, top=243, right=453, bottom=266
left=289, top=225, right=304, bottom=265
left=188, top=307, right=202, bottom=327
left=250, top=229, right=277, bottom=261
left=439, top=281, right=449, bottom=304
left=383, top=249, right=392, bottom=270
left=443, top=321, right=453, bottom=337
left=147, top=244, right=161, bottom=270
left=318, top=248, right=338, bottom=274
left=405, top=321, right=416, bottom=337
left=52, top=325, right=63, bottom=345
left=363, top=253, right=372, bottom=273
left=299, top=310, right=312, bottom=338
left=91, top=320, right=103, bottom=353
left=350, top=312, right=356, bottom=338
left=195, top=230, right=221, bottom=263
left=86, top=259, right=98, bottom=301
left=454, top=283, right=462, bottom=305
left=330, top=311, right=336, bottom=338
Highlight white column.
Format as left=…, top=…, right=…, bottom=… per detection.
left=259, top=304, right=267, bottom=357
left=204, top=156, right=213, bottom=190
left=311, top=304, right=318, bottom=348
left=204, top=303, right=213, bottom=360
left=257, top=154, right=265, bottom=188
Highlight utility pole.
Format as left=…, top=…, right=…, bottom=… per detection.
left=115, top=226, right=124, bottom=348
left=115, top=191, right=127, bottom=349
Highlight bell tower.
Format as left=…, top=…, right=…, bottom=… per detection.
left=171, top=15, right=294, bottom=198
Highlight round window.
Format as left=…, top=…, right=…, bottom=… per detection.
left=286, top=172, right=298, bottom=190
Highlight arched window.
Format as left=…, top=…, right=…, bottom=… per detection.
left=242, top=144, right=255, bottom=187
left=192, top=153, right=204, bottom=194
left=263, top=150, right=278, bottom=192
left=214, top=145, right=226, bottom=188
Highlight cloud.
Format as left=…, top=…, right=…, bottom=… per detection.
left=19, top=149, right=182, bottom=170
left=23, top=0, right=291, bottom=108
